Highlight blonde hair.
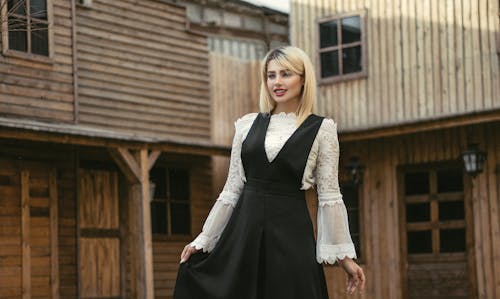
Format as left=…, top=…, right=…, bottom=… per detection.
left=259, top=46, right=317, bottom=125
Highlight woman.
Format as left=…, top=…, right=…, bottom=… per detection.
left=174, top=46, right=365, bottom=298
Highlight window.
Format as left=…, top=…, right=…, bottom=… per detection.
left=2, top=0, right=51, bottom=56
left=150, top=167, right=191, bottom=236
left=402, top=167, right=466, bottom=258
left=317, top=11, right=367, bottom=83
left=341, top=183, right=362, bottom=259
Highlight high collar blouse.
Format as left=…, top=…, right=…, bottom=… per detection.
left=190, top=112, right=357, bottom=264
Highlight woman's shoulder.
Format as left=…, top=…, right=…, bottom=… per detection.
left=316, top=116, right=338, bottom=139
left=234, top=112, right=259, bottom=132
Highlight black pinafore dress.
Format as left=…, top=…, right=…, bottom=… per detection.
left=174, top=113, right=329, bottom=299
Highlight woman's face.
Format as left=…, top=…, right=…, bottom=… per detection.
left=266, top=59, right=304, bottom=107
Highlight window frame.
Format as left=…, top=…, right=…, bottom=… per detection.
left=398, top=162, right=471, bottom=263
left=0, top=0, right=54, bottom=62
left=316, top=10, right=368, bottom=85
left=150, top=166, right=192, bottom=240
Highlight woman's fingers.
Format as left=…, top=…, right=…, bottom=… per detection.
left=180, top=245, right=192, bottom=263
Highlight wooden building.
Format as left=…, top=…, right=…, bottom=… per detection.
left=0, top=0, right=228, bottom=298
left=287, top=0, right=500, bottom=299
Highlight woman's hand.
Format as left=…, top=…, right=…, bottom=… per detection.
left=180, top=244, right=201, bottom=263
left=338, top=257, right=366, bottom=294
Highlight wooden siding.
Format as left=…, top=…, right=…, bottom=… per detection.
left=209, top=53, right=260, bottom=204
left=318, top=121, right=500, bottom=299
left=0, top=142, right=78, bottom=299
left=290, top=0, right=500, bottom=131
left=0, top=0, right=75, bottom=123
left=153, top=155, right=212, bottom=298
left=75, top=0, right=211, bottom=142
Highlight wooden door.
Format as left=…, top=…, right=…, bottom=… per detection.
left=0, top=159, right=59, bottom=299
left=399, top=165, right=472, bottom=299
left=78, top=169, right=121, bottom=299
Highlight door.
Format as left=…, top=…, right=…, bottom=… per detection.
left=0, top=159, right=59, bottom=298
left=399, top=165, right=471, bottom=299
left=78, top=169, right=121, bottom=298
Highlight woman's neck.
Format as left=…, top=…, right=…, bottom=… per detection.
left=272, top=100, right=299, bottom=115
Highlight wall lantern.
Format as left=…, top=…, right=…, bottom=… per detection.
left=345, top=156, right=365, bottom=185
left=461, top=143, right=487, bottom=178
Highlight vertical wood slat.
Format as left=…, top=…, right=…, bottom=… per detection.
left=21, top=171, right=31, bottom=299
left=139, top=149, right=154, bottom=299
left=49, top=169, right=60, bottom=299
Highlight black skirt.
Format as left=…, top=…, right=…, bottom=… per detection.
left=173, top=113, right=329, bottom=299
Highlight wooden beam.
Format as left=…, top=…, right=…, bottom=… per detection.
left=147, top=150, right=161, bottom=171
left=108, top=148, right=141, bottom=183
left=340, top=109, right=500, bottom=142
left=0, top=127, right=231, bottom=156
left=139, top=149, right=154, bottom=299
left=49, top=169, right=60, bottom=299
left=21, top=171, right=31, bottom=299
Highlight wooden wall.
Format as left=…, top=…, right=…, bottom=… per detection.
left=290, top=0, right=500, bottom=130
left=0, top=140, right=78, bottom=299
left=0, top=0, right=75, bottom=123
left=309, top=121, right=500, bottom=299
left=75, top=0, right=211, bottom=142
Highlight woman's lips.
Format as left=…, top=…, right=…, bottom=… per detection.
left=274, top=89, right=287, bottom=96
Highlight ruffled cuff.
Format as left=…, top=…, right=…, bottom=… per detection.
left=316, top=243, right=357, bottom=264
left=190, top=233, right=218, bottom=253
left=318, top=192, right=343, bottom=207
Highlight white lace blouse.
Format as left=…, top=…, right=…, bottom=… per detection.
left=190, top=112, right=357, bottom=264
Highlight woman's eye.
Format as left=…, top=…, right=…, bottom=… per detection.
left=267, top=74, right=275, bottom=79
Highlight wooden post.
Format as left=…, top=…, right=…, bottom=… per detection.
left=109, top=148, right=161, bottom=299
left=49, top=169, right=60, bottom=299
left=21, top=171, right=31, bottom=299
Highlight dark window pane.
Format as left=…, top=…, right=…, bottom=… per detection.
left=351, top=234, right=361, bottom=258
left=171, top=203, right=191, bottom=234
left=8, top=19, right=27, bottom=52
left=30, top=0, right=47, bottom=20
left=342, top=46, right=362, bottom=74
left=31, top=22, right=49, bottom=56
left=320, top=50, right=339, bottom=78
left=347, top=210, right=359, bottom=233
left=437, top=169, right=463, bottom=193
left=439, top=201, right=465, bottom=221
left=8, top=0, right=26, bottom=15
left=406, top=202, right=430, bottom=222
left=440, top=228, right=466, bottom=253
left=169, top=169, right=189, bottom=201
left=319, top=20, right=338, bottom=48
left=341, top=16, right=361, bottom=44
left=342, top=185, right=359, bottom=208
left=407, top=230, right=432, bottom=254
left=405, top=172, right=430, bottom=195
left=150, top=168, right=166, bottom=198
left=151, top=202, right=167, bottom=234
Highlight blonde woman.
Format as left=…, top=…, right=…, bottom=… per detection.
left=174, top=46, right=365, bottom=298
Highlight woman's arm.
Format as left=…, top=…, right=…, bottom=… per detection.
left=180, top=113, right=256, bottom=263
left=314, top=118, right=365, bottom=293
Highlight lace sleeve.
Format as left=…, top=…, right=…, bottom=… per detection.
left=315, top=119, right=357, bottom=264
left=189, top=113, right=256, bottom=252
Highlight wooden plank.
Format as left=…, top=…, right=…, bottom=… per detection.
left=49, top=169, right=60, bottom=299
left=21, top=171, right=31, bottom=299
left=108, top=148, right=141, bottom=183
left=147, top=151, right=161, bottom=172
left=138, top=149, right=154, bottom=299
left=454, top=0, right=465, bottom=114
left=78, top=170, right=120, bottom=229
left=431, top=0, right=442, bottom=116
